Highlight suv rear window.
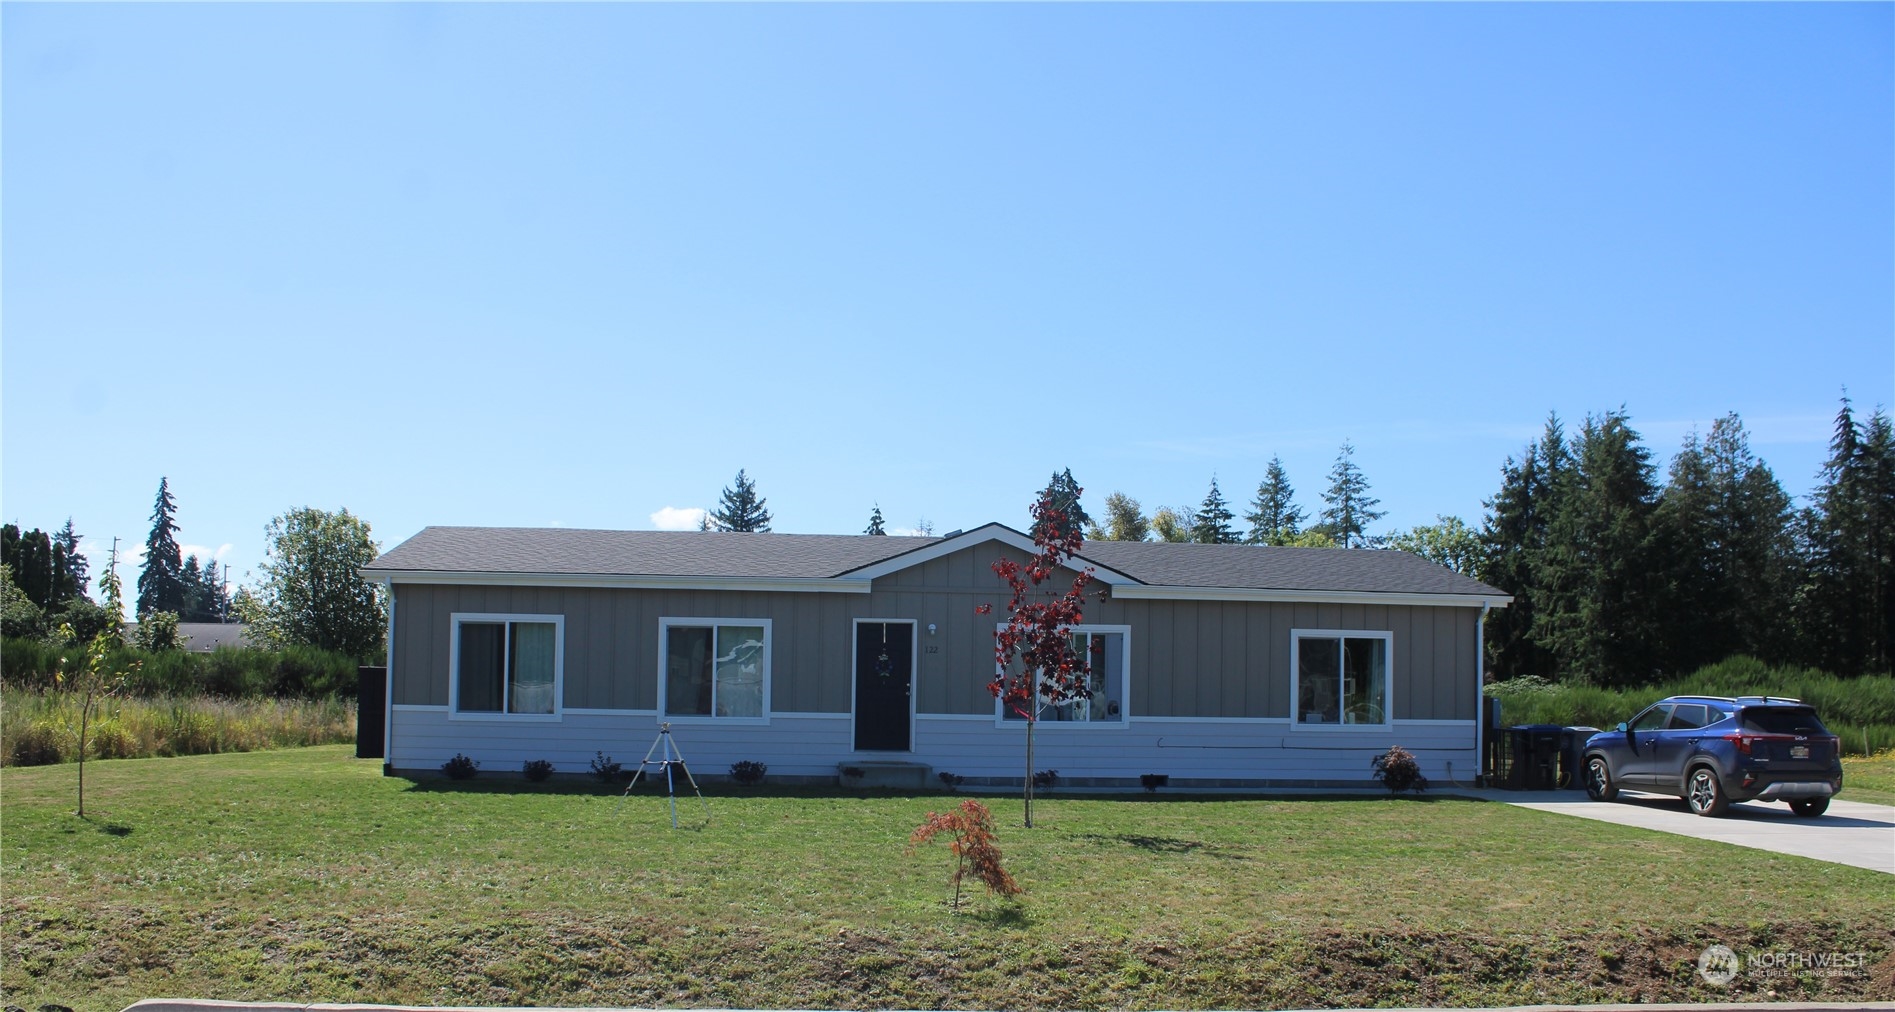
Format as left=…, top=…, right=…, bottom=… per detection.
left=1740, top=707, right=1829, bottom=735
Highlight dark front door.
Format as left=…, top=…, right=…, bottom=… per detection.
left=854, top=622, right=913, bottom=752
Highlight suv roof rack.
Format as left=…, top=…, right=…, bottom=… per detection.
left=1734, top=694, right=1804, bottom=705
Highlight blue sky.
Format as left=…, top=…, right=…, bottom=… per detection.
left=3, top=3, right=1890, bottom=606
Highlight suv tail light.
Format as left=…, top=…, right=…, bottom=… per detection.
left=1723, top=732, right=1798, bottom=755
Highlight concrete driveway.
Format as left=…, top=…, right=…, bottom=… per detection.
left=1454, top=788, right=1895, bottom=874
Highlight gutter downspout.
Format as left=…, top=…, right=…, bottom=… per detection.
left=383, top=585, right=395, bottom=776
left=1475, top=601, right=1490, bottom=787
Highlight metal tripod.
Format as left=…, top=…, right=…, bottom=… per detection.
left=619, top=722, right=710, bottom=828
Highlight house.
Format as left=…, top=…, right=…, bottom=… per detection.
left=360, top=524, right=1511, bottom=787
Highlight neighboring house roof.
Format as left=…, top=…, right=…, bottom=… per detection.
left=121, top=622, right=255, bottom=652
left=364, top=524, right=1510, bottom=606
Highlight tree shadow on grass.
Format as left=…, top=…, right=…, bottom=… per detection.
left=963, top=902, right=1033, bottom=929
left=1073, top=832, right=1251, bottom=860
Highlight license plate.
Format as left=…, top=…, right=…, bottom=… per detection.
left=1790, top=745, right=1810, bottom=759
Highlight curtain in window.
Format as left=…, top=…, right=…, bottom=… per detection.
left=509, top=622, right=557, bottom=714
left=458, top=622, right=506, bottom=712
left=715, top=625, right=765, bottom=717
left=1342, top=637, right=1386, bottom=724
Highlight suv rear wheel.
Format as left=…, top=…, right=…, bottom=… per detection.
left=1585, top=756, right=1618, bottom=801
left=1685, top=766, right=1729, bottom=817
left=1789, top=798, right=1829, bottom=818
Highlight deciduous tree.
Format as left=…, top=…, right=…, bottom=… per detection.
left=1386, top=516, right=1482, bottom=574
left=980, top=490, right=1096, bottom=828
left=256, top=507, right=386, bottom=660
left=1091, top=491, right=1150, bottom=542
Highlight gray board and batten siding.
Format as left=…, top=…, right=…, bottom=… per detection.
left=366, top=525, right=1508, bottom=785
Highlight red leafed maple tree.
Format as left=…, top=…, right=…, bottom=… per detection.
left=980, top=490, right=1097, bottom=828
left=908, top=798, right=1023, bottom=910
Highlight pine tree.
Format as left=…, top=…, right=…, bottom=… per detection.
left=1655, top=414, right=1797, bottom=673
left=181, top=555, right=205, bottom=621
left=1317, top=442, right=1386, bottom=548
left=1031, top=469, right=1092, bottom=543
left=1093, top=492, right=1151, bottom=542
left=1244, top=456, right=1306, bottom=545
left=1480, top=415, right=1569, bottom=681
left=1533, top=411, right=1663, bottom=685
left=1797, top=398, right=1895, bottom=676
left=1190, top=477, right=1239, bottom=544
left=709, top=469, right=772, bottom=532
left=865, top=505, right=887, bottom=536
left=136, top=477, right=186, bottom=618
left=54, top=518, right=88, bottom=604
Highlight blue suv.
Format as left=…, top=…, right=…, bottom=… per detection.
left=1582, top=695, right=1843, bottom=817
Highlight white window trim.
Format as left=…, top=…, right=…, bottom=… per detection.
left=657, top=617, right=773, bottom=726
left=1289, top=628, right=1395, bottom=731
left=447, top=612, right=565, bottom=722
left=992, top=622, right=1132, bottom=730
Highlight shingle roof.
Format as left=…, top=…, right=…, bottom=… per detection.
left=365, top=526, right=936, bottom=579
left=1074, top=540, right=1504, bottom=597
left=367, top=525, right=1507, bottom=598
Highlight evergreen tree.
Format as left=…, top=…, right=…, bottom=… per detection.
left=865, top=505, right=887, bottom=536
left=1797, top=398, right=1895, bottom=676
left=1, top=525, right=57, bottom=608
left=1317, top=442, right=1386, bottom=548
left=1533, top=411, right=1663, bottom=685
left=136, top=478, right=186, bottom=618
left=1244, top=456, right=1307, bottom=545
left=709, top=469, right=772, bottom=532
left=1031, top=469, right=1092, bottom=543
left=1654, top=414, right=1796, bottom=673
left=1093, top=491, right=1151, bottom=542
left=54, top=518, right=88, bottom=604
left=181, top=555, right=205, bottom=621
left=1190, top=477, right=1239, bottom=544
left=1480, top=415, right=1570, bottom=681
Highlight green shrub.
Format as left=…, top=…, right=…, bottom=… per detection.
left=1487, top=658, right=1895, bottom=755
left=1, top=636, right=362, bottom=700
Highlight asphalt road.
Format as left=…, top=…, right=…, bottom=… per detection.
left=1459, top=788, right=1895, bottom=874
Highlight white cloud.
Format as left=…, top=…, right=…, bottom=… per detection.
left=650, top=506, right=707, bottom=531
left=180, top=543, right=235, bottom=564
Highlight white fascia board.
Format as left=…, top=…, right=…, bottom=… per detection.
left=359, top=569, right=872, bottom=594
left=1108, top=584, right=1512, bottom=608
left=842, top=523, right=1143, bottom=586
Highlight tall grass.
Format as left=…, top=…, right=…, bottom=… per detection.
left=1486, top=657, right=1895, bottom=755
left=1, top=687, right=356, bottom=766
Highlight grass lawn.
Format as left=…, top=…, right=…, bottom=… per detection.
left=5, top=746, right=1892, bottom=1011
left=1843, top=750, right=1895, bottom=806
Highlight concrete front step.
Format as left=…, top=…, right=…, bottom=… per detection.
left=837, top=759, right=932, bottom=789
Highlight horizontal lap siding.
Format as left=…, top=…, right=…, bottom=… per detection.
left=389, top=709, right=853, bottom=778
left=388, top=707, right=1476, bottom=784
left=895, top=717, right=1476, bottom=784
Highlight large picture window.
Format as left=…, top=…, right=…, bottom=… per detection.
left=451, top=614, right=563, bottom=717
left=661, top=619, right=770, bottom=719
left=1292, top=630, right=1391, bottom=726
left=995, top=625, right=1130, bottom=725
